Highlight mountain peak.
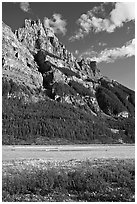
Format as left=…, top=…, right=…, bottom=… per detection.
left=2, top=20, right=135, bottom=144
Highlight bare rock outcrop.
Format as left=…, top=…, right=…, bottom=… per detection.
left=2, top=22, right=43, bottom=95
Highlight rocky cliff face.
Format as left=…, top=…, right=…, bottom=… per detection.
left=2, top=19, right=135, bottom=118
left=2, top=22, right=43, bottom=91
left=2, top=19, right=135, bottom=145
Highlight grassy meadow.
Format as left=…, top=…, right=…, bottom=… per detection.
left=2, top=158, right=135, bottom=202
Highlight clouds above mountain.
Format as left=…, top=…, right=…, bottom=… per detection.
left=43, top=13, right=67, bottom=35
left=20, top=2, right=30, bottom=13
left=98, top=42, right=107, bottom=47
left=79, top=49, right=98, bottom=59
left=110, top=2, right=134, bottom=27
left=69, top=2, right=135, bottom=41
left=80, top=38, right=135, bottom=63
left=17, top=3, right=67, bottom=36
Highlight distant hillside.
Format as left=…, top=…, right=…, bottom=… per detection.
left=2, top=19, right=135, bottom=145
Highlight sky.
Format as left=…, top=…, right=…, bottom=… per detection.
left=2, top=1, right=135, bottom=90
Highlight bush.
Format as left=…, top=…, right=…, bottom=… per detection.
left=3, top=94, right=122, bottom=145
left=105, top=117, right=135, bottom=143
left=52, top=82, right=77, bottom=97
left=2, top=77, right=31, bottom=97
left=69, top=80, right=94, bottom=97
left=2, top=78, right=11, bottom=96
left=96, top=87, right=127, bottom=116
left=99, top=79, right=135, bottom=116
left=57, top=67, right=80, bottom=78
left=2, top=159, right=135, bottom=202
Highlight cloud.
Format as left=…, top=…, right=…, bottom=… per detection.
left=110, top=2, right=135, bottom=27
left=80, top=39, right=135, bottom=63
left=74, top=50, right=79, bottom=55
left=20, top=2, right=30, bottom=13
left=69, top=29, right=85, bottom=41
left=98, top=42, right=107, bottom=47
left=69, top=2, right=135, bottom=41
left=79, top=49, right=98, bottom=59
left=43, top=13, right=67, bottom=35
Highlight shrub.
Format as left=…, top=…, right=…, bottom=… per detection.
left=99, top=79, right=135, bottom=116
left=2, top=78, right=11, bottom=96
left=96, top=87, right=127, bottom=116
left=57, top=67, right=80, bottom=78
left=105, top=117, right=135, bottom=143
left=69, top=80, right=94, bottom=97
left=2, top=78, right=31, bottom=98
left=3, top=94, right=121, bottom=145
left=52, top=82, right=77, bottom=97
left=2, top=159, right=135, bottom=202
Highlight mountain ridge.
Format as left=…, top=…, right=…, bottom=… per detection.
left=2, top=19, right=135, bottom=145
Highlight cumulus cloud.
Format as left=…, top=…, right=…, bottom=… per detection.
left=69, top=2, right=135, bottom=41
left=79, top=49, right=98, bottom=59
left=80, top=39, right=135, bottom=63
left=98, top=42, right=107, bottom=47
left=74, top=50, right=79, bottom=55
left=43, top=13, right=67, bottom=35
left=20, top=2, right=30, bottom=13
left=110, top=2, right=135, bottom=27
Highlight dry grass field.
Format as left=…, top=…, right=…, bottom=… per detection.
left=2, top=144, right=135, bottom=161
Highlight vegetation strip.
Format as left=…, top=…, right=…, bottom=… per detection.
left=3, top=158, right=135, bottom=202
